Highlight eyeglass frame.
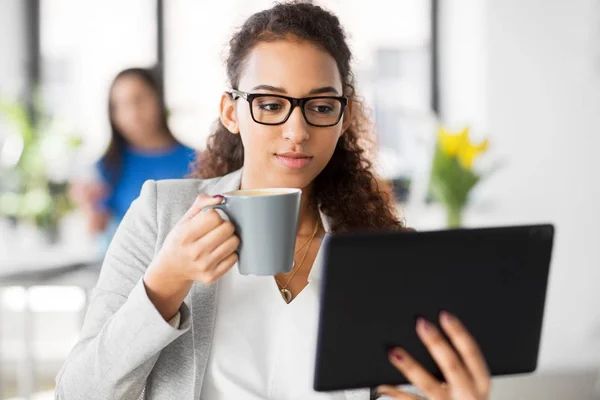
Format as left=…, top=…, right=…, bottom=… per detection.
left=228, top=89, right=348, bottom=127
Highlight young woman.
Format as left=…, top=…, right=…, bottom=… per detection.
left=57, top=3, right=491, bottom=400
left=69, top=68, right=196, bottom=246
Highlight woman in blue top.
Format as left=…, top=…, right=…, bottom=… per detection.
left=70, top=68, right=196, bottom=247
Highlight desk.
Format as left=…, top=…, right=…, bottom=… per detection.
left=0, top=245, right=103, bottom=400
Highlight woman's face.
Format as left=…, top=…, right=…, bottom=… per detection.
left=221, top=39, right=351, bottom=190
left=110, top=75, right=163, bottom=144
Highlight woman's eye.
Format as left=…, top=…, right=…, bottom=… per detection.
left=309, top=104, right=334, bottom=113
left=258, top=103, right=283, bottom=112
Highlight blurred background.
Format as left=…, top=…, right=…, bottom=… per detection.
left=0, top=0, right=599, bottom=399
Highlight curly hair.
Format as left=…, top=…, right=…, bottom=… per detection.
left=192, top=1, right=406, bottom=233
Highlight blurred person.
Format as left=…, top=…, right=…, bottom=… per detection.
left=57, top=3, right=491, bottom=400
left=70, top=68, right=196, bottom=248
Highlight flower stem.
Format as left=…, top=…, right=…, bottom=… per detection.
left=447, top=204, right=463, bottom=228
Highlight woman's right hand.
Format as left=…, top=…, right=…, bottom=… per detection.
left=153, top=194, right=240, bottom=284
left=144, top=194, right=240, bottom=321
left=69, top=181, right=112, bottom=234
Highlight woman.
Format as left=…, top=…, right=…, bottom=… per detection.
left=57, top=3, right=491, bottom=400
left=69, top=68, right=196, bottom=246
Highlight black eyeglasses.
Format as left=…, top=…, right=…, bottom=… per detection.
left=229, top=89, right=348, bottom=127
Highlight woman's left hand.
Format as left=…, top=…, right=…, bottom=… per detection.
left=376, top=311, right=491, bottom=400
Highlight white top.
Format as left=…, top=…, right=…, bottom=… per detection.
left=199, top=217, right=370, bottom=400
left=200, top=245, right=348, bottom=399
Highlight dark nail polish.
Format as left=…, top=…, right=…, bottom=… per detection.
left=389, top=349, right=404, bottom=362
left=212, top=195, right=224, bottom=199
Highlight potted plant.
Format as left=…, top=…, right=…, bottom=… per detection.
left=427, top=125, right=492, bottom=228
left=0, top=95, right=81, bottom=243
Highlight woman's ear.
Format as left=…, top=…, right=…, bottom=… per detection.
left=220, top=92, right=239, bottom=134
left=340, top=99, right=353, bottom=135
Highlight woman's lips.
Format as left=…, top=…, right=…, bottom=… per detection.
left=275, top=153, right=313, bottom=169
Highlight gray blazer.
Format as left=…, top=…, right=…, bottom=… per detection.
left=55, top=169, right=374, bottom=400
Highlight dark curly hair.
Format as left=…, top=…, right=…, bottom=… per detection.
left=193, top=1, right=406, bottom=233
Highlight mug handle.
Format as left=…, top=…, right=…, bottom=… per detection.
left=201, top=197, right=233, bottom=226
left=201, top=196, right=227, bottom=213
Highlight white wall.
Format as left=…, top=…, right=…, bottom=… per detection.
left=440, top=0, right=600, bottom=375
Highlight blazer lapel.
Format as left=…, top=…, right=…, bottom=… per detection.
left=190, top=169, right=242, bottom=398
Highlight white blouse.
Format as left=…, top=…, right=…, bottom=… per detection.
left=198, top=235, right=368, bottom=399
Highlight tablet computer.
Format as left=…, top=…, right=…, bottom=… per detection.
left=313, top=224, right=554, bottom=392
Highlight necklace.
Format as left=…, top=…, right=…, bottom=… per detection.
left=291, top=227, right=314, bottom=268
left=275, top=219, right=320, bottom=303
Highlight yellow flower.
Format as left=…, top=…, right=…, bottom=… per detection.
left=458, top=137, right=488, bottom=169
left=438, top=126, right=467, bottom=157
left=438, top=126, right=489, bottom=169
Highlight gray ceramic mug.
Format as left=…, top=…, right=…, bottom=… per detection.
left=203, top=188, right=302, bottom=276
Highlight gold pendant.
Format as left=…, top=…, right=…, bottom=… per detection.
left=280, top=288, right=293, bottom=304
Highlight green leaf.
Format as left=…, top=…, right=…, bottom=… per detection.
left=0, top=93, right=76, bottom=233
left=428, top=143, right=481, bottom=210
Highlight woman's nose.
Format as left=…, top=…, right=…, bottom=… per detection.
left=282, top=106, right=309, bottom=144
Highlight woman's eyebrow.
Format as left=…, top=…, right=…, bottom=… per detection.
left=308, top=86, right=339, bottom=95
left=251, top=84, right=286, bottom=93
left=249, top=85, right=340, bottom=96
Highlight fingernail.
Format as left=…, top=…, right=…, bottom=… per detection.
left=417, top=317, right=434, bottom=332
left=441, top=310, right=455, bottom=324
left=212, top=195, right=224, bottom=200
left=377, top=385, right=396, bottom=395
left=388, top=349, right=404, bottom=362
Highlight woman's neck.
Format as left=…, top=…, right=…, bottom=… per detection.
left=296, top=191, right=320, bottom=237
left=128, top=130, right=176, bottom=152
